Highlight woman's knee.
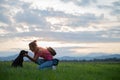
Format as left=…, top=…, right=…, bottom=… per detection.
left=38, top=61, right=53, bottom=69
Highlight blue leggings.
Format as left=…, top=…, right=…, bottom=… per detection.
left=36, top=59, right=53, bottom=69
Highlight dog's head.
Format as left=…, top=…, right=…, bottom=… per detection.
left=20, top=50, right=28, bottom=56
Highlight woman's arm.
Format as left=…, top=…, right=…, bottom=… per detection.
left=25, top=54, right=39, bottom=63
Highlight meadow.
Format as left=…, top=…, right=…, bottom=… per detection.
left=0, top=61, right=120, bottom=80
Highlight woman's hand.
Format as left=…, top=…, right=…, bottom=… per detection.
left=24, top=53, right=29, bottom=57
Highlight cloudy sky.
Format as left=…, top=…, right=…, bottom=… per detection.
left=0, top=0, right=120, bottom=57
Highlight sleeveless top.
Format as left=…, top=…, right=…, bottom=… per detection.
left=35, top=47, right=53, bottom=60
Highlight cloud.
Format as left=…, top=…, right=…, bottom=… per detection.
left=64, top=13, right=104, bottom=27
left=106, top=26, right=120, bottom=38
left=0, top=7, right=11, bottom=24
left=0, top=0, right=120, bottom=46
left=61, top=0, right=97, bottom=6
left=97, top=0, right=120, bottom=20
left=1, top=29, right=119, bottom=44
left=1, top=0, right=119, bottom=37
left=14, top=9, right=51, bottom=30
left=111, top=1, right=120, bottom=20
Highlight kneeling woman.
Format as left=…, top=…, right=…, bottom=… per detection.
left=24, top=40, right=58, bottom=69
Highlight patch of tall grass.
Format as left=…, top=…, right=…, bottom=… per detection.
left=0, top=61, right=120, bottom=80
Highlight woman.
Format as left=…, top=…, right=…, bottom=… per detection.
left=24, top=40, right=58, bottom=69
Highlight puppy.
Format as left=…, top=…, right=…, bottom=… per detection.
left=11, top=50, right=28, bottom=67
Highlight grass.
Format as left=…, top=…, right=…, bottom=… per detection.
left=0, top=61, right=120, bottom=80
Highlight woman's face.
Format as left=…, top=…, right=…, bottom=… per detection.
left=29, top=46, right=35, bottom=52
left=29, top=41, right=37, bottom=52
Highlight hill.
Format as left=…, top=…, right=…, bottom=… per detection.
left=0, top=53, right=120, bottom=61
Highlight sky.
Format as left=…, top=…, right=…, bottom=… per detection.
left=0, top=0, right=120, bottom=57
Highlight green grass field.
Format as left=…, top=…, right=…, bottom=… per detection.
left=0, top=61, right=120, bottom=80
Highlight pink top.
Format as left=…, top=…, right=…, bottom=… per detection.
left=35, top=47, right=53, bottom=60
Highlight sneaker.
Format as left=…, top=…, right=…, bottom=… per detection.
left=52, top=66, right=56, bottom=70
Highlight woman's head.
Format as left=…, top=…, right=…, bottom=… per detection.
left=29, top=40, right=37, bottom=52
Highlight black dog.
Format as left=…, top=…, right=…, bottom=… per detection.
left=11, top=50, right=28, bottom=67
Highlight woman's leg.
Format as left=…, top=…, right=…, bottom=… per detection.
left=38, top=60, right=53, bottom=69
left=36, top=59, right=46, bottom=65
